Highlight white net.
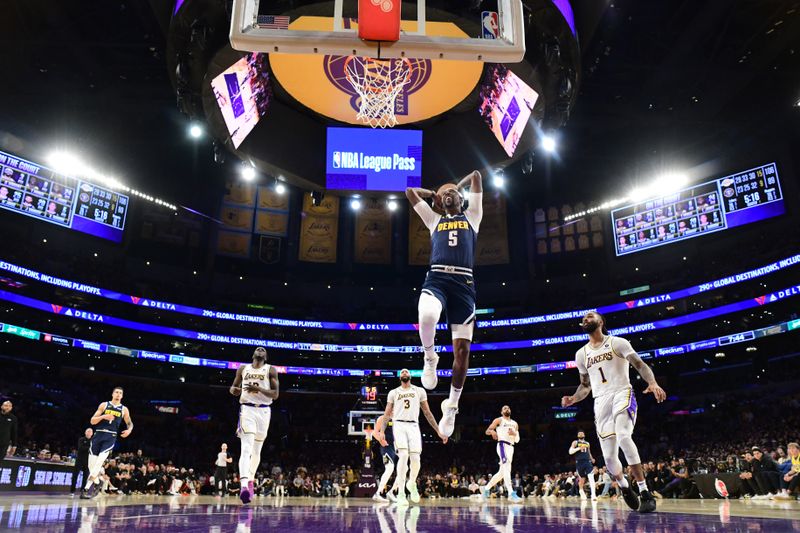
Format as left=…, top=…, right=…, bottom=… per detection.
left=344, top=57, right=413, bottom=128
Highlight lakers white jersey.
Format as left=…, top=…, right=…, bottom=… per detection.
left=240, top=363, right=272, bottom=405
left=387, top=385, right=427, bottom=421
left=496, top=417, right=519, bottom=443
left=575, top=335, right=636, bottom=398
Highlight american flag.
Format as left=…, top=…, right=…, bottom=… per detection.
left=257, top=15, right=290, bottom=29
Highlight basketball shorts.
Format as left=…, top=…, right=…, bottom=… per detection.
left=381, top=445, right=398, bottom=465
left=496, top=442, right=514, bottom=465
left=576, top=462, right=594, bottom=478
left=90, top=431, right=117, bottom=456
left=392, top=422, right=422, bottom=454
left=237, top=404, right=271, bottom=441
left=593, top=387, right=637, bottom=441
left=421, top=271, right=476, bottom=340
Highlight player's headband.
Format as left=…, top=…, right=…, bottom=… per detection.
left=399, top=368, right=410, bottom=375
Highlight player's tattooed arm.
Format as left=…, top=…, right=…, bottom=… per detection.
left=405, top=187, right=436, bottom=205
left=229, top=365, right=244, bottom=396
left=485, top=417, right=501, bottom=440
left=628, top=352, right=667, bottom=402
left=562, top=373, right=591, bottom=407
left=421, top=400, right=448, bottom=444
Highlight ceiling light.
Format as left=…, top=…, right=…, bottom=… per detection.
left=387, top=199, right=398, bottom=211
left=350, top=198, right=362, bottom=210
left=275, top=182, right=286, bottom=195
left=541, top=135, right=556, bottom=153
left=492, top=173, right=505, bottom=188
left=241, top=164, right=257, bottom=181
left=189, top=124, right=203, bottom=139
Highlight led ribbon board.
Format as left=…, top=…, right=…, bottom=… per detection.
left=0, top=282, right=798, bottom=352
left=0, top=254, right=797, bottom=330
left=2, top=319, right=798, bottom=377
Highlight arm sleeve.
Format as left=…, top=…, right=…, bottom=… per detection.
left=465, top=192, right=483, bottom=232
left=413, top=202, right=441, bottom=234
left=575, top=349, right=587, bottom=374
left=612, top=336, right=637, bottom=360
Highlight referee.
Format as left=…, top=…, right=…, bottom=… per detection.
left=1, top=400, right=18, bottom=458
left=214, top=443, right=232, bottom=495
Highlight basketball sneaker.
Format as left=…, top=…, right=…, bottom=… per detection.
left=621, top=486, right=640, bottom=511
left=372, top=492, right=389, bottom=503
left=439, top=399, right=458, bottom=437
left=638, top=490, right=656, bottom=513
left=406, top=481, right=420, bottom=503
left=387, top=488, right=397, bottom=502
left=396, top=492, right=409, bottom=507
left=240, top=486, right=252, bottom=504
left=481, top=486, right=491, bottom=500
left=421, top=354, right=439, bottom=389
left=509, top=492, right=524, bottom=504
left=248, top=480, right=254, bottom=497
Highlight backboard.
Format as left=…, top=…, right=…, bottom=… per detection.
left=230, top=0, right=526, bottom=62
left=347, top=410, right=385, bottom=436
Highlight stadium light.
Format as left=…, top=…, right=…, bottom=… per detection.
left=350, top=198, right=362, bottom=211
left=47, top=151, right=177, bottom=210
left=387, top=199, right=398, bottom=211
left=189, top=124, right=203, bottom=139
left=541, top=135, right=557, bottom=154
left=240, top=164, right=257, bottom=181
left=275, top=182, right=286, bottom=195
left=492, top=173, right=505, bottom=189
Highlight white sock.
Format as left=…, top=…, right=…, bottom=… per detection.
left=617, top=476, right=629, bottom=489
left=377, top=461, right=395, bottom=493
left=239, top=433, right=255, bottom=485
left=249, top=439, right=264, bottom=480
left=637, top=480, right=648, bottom=493
left=588, top=473, right=596, bottom=497
left=448, top=386, right=462, bottom=406
left=408, top=453, right=421, bottom=485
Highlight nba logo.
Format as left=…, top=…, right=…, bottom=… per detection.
left=332, top=151, right=341, bottom=168
left=482, top=11, right=499, bottom=39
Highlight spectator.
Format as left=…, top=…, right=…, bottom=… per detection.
left=775, top=442, right=799, bottom=500
left=751, top=447, right=780, bottom=499
left=0, top=400, right=18, bottom=458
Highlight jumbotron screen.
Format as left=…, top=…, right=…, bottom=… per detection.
left=611, top=162, right=784, bottom=256
left=0, top=150, right=128, bottom=242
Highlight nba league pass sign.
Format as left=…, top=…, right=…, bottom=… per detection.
left=326, top=127, right=422, bottom=192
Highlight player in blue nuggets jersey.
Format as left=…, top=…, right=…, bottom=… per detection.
left=81, top=386, right=133, bottom=499
left=406, top=170, right=483, bottom=438
left=569, top=430, right=597, bottom=500
left=372, top=414, right=397, bottom=502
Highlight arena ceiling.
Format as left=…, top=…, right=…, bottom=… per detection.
left=0, top=0, right=797, bottom=211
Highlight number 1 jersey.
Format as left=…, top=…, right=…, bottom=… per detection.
left=575, top=335, right=636, bottom=398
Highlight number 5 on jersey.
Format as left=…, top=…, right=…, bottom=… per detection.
left=448, top=230, right=458, bottom=247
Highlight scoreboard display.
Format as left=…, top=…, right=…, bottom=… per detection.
left=612, top=162, right=784, bottom=256
left=0, top=150, right=128, bottom=242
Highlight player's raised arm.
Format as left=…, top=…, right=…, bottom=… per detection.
left=420, top=400, right=448, bottom=444
left=90, top=402, right=113, bottom=425
left=485, top=417, right=501, bottom=440
left=229, top=365, right=245, bottom=396
left=405, top=187, right=435, bottom=206
left=120, top=406, right=133, bottom=438
left=614, top=337, right=666, bottom=403
left=562, top=372, right=592, bottom=407
left=455, top=170, right=482, bottom=194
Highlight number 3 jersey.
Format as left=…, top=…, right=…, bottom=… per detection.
left=575, top=335, right=637, bottom=398
left=387, top=385, right=428, bottom=422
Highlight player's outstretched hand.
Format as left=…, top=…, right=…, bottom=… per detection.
left=643, top=382, right=667, bottom=403
left=120, top=429, right=132, bottom=438
left=438, top=432, right=448, bottom=445
left=561, top=395, right=576, bottom=408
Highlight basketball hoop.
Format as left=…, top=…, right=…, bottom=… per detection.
left=344, top=56, right=413, bottom=128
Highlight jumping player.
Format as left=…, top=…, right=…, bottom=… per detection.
left=481, top=405, right=522, bottom=502
left=378, top=369, right=448, bottom=506
left=569, top=431, right=597, bottom=500
left=405, top=170, right=483, bottom=437
left=561, top=311, right=666, bottom=513
left=372, top=414, right=397, bottom=502
left=80, top=387, right=133, bottom=499
left=229, top=346, right=279, bottom=504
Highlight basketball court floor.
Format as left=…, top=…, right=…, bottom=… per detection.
left=1, top=494, right=798, bottom=532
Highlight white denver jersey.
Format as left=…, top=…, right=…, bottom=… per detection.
left=387, top=385, right=427, bottom=422
left=496, top=417, right=520, bottom=444
left=575, top=335, right=636, bottom=398
left=240, top=363, right=272, bottom=405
